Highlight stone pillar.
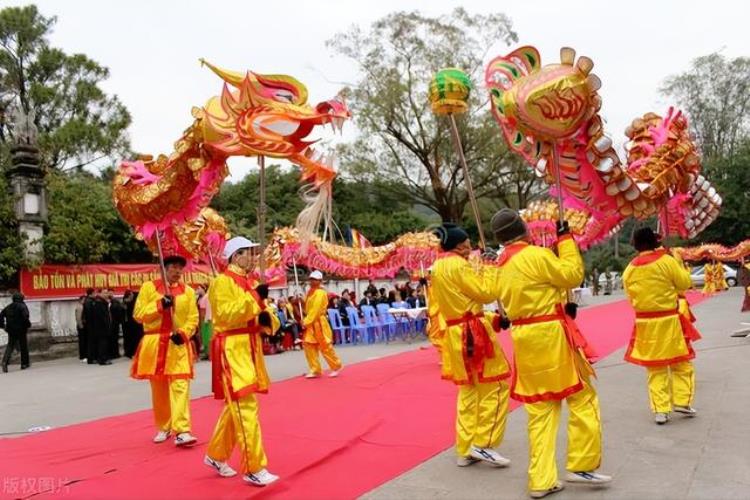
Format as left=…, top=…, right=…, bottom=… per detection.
left=6, top=107, right=47, bottom=261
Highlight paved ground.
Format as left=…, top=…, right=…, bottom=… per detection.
left=366, top=288, right=750, bottom=500
left=2, top=290, right=748, bottom=500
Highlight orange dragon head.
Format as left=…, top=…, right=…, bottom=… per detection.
left=199, top=59, right=350, bottom=188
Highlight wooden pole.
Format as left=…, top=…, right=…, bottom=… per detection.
left=550, top=143, right=572, bottom=302
left=447, top=114, right=486, bottom=250
left=258, top=155, right=267, bottom=284
left=206, top=251, right=217, bottom=276
left=154, top=230, right=176, bottom=325
left=291, top=254, right=304, bottom=319
left=551, top=143, right=565, bottom=222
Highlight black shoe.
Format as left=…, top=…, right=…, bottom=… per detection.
left=20, top=364, right=30, bottom=370
left=2, top=364, right=7, bottom=373
left=99, top=360, right=113, bottom=365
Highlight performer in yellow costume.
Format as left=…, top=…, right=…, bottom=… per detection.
left=131, top=255, right=199, bottom=446
left=430, top=223, right=512, bottom=469
left=701, top=262, right=716, bottom=295
left=715, top=261, right=729, bottom=291
left=302, top=270, right=343, bottom=378
left=623, top=227, right=702, bottom=425
left=489, top=209, right=611, bottom=498
left=425, top=275, right=446, bottom=353
left=203, top=237, right=280, bottom=487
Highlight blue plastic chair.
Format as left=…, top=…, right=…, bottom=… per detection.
left=346, top=307, right=368, bottom=345
left=361, top=305, right=382, bottom=343
left=327, top=309, right=347, bottom=345
left=376, top=303, right=398, bottom=342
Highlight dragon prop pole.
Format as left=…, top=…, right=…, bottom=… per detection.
left=448, top=115, right=487, bottom=250
left=154, top=230, right=177, bottom=325
left=258, top=155, right=267, bottom=284
left=291, top=253, right=304, bottom=319
left=207, top=251, right=218, bottom=276
left=551, top=143, right=573, bottom=303
left=551, top=143, right=565, bottom=223
left=429, top=68, right=486, bottom=250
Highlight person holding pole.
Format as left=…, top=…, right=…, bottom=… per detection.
left=301, top=270, right=343, bottom=378
left=489, top=208, right=611, bottom=498
left=203, top=236, right=280, bottom=486
left=430, top=223, right=512, bottom=469
left=131, top=255, right=199, bottom=447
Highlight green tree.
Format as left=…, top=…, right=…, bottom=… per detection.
left=662, top=53, right=750, bottom=244
left=0, top=4, right=131, bottom=170
left=211, top=165, right=427, bottom=245
left=0, top=174, right=24, bottom=285
left=661, top=53, right=750, bottom=160
left=693, top=141, right=750, bottom=245
left=328, top=9, right=541, bottom=229
left=44, top=170, right=150, bottom=264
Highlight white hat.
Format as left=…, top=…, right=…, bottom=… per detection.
left=223, top=236, right=259, bottom=260
left=309, top=270, right=323, bottom=280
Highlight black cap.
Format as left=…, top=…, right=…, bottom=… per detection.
left=491, top=208, right=527, bottom=244
left=433, top=223, right=469, bottom=251
left=633, top=227, right=660, bottom=252
left=163, top=255, right=187, bottom=267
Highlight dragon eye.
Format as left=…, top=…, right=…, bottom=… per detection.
left=275, top=90, right=295, bottom=103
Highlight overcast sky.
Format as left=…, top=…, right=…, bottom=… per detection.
left=7, top=0, right=749, bottom=180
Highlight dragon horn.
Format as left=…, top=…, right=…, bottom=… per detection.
left=199, top=58, right=247, bottom=88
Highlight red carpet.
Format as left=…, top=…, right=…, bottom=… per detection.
left=0, top=293, right=705, bottom=500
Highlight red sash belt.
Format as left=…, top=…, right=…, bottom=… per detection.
left=445, top=312, right=495, bottom=373
left=635, top=308, right=702, bottom=342
left=510, top=304, right=597, bottom=362
left=143, top=328, right=190, bottom=376
left=211, top=323, right=261, bottom=400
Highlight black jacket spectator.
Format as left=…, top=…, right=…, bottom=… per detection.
left=1, top=292, right=32, bottom=371
left=87, top=294, right=112, bottom=365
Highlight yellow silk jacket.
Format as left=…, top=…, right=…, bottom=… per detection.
left=430, top=253, right=510, bottom=385
left=209, top=265, right=278, bottom=398
left=623, top=249, right=696, bottom=366
left=425, top=285, right=446, bottom=349
left=490, top=237, right=586, bottom=403
left=131, top=280, right=198, bottom=380
left=302, top=287, right=334, bottom=345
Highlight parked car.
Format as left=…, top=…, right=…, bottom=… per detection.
left=690, top=264, right=737, bottom=287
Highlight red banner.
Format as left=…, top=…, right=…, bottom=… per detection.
left=20, top=264, right=287, bottom=300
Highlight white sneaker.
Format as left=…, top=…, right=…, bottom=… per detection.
left=328, top=367, right=343, bottom=378
left=674, top=405, right=697, bottom=417
left=243, top=468, right=279, bottom=487
left=469, top=446, right=511, bottom=467
left=655, top=412, right=670, bottom=425
left=80, top=358, right=87, bottom=363
left=529, top=482, right=564, bottom=498
left=203, top=455, right=237, bottom=477
left=304, top=372, right=321, bottom=379
left=174, top=432, right=197, bottom=446
left=456, top=456, right=479, bottom=467
left=152, top=430, right=170, bottom=443
left=565, top=471, right=612, bottom=485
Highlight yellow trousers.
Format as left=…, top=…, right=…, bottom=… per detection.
left=646, top=361, right=694, bottom=413
left=206, top=381, right=267, bottom=474
left=456, top=380, right=510, bottom=457
left=524, top=382, right=602, bottom=491
left=150, top=377, right=191, bottom=433
left=303, top=342, right=342, bottom=375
